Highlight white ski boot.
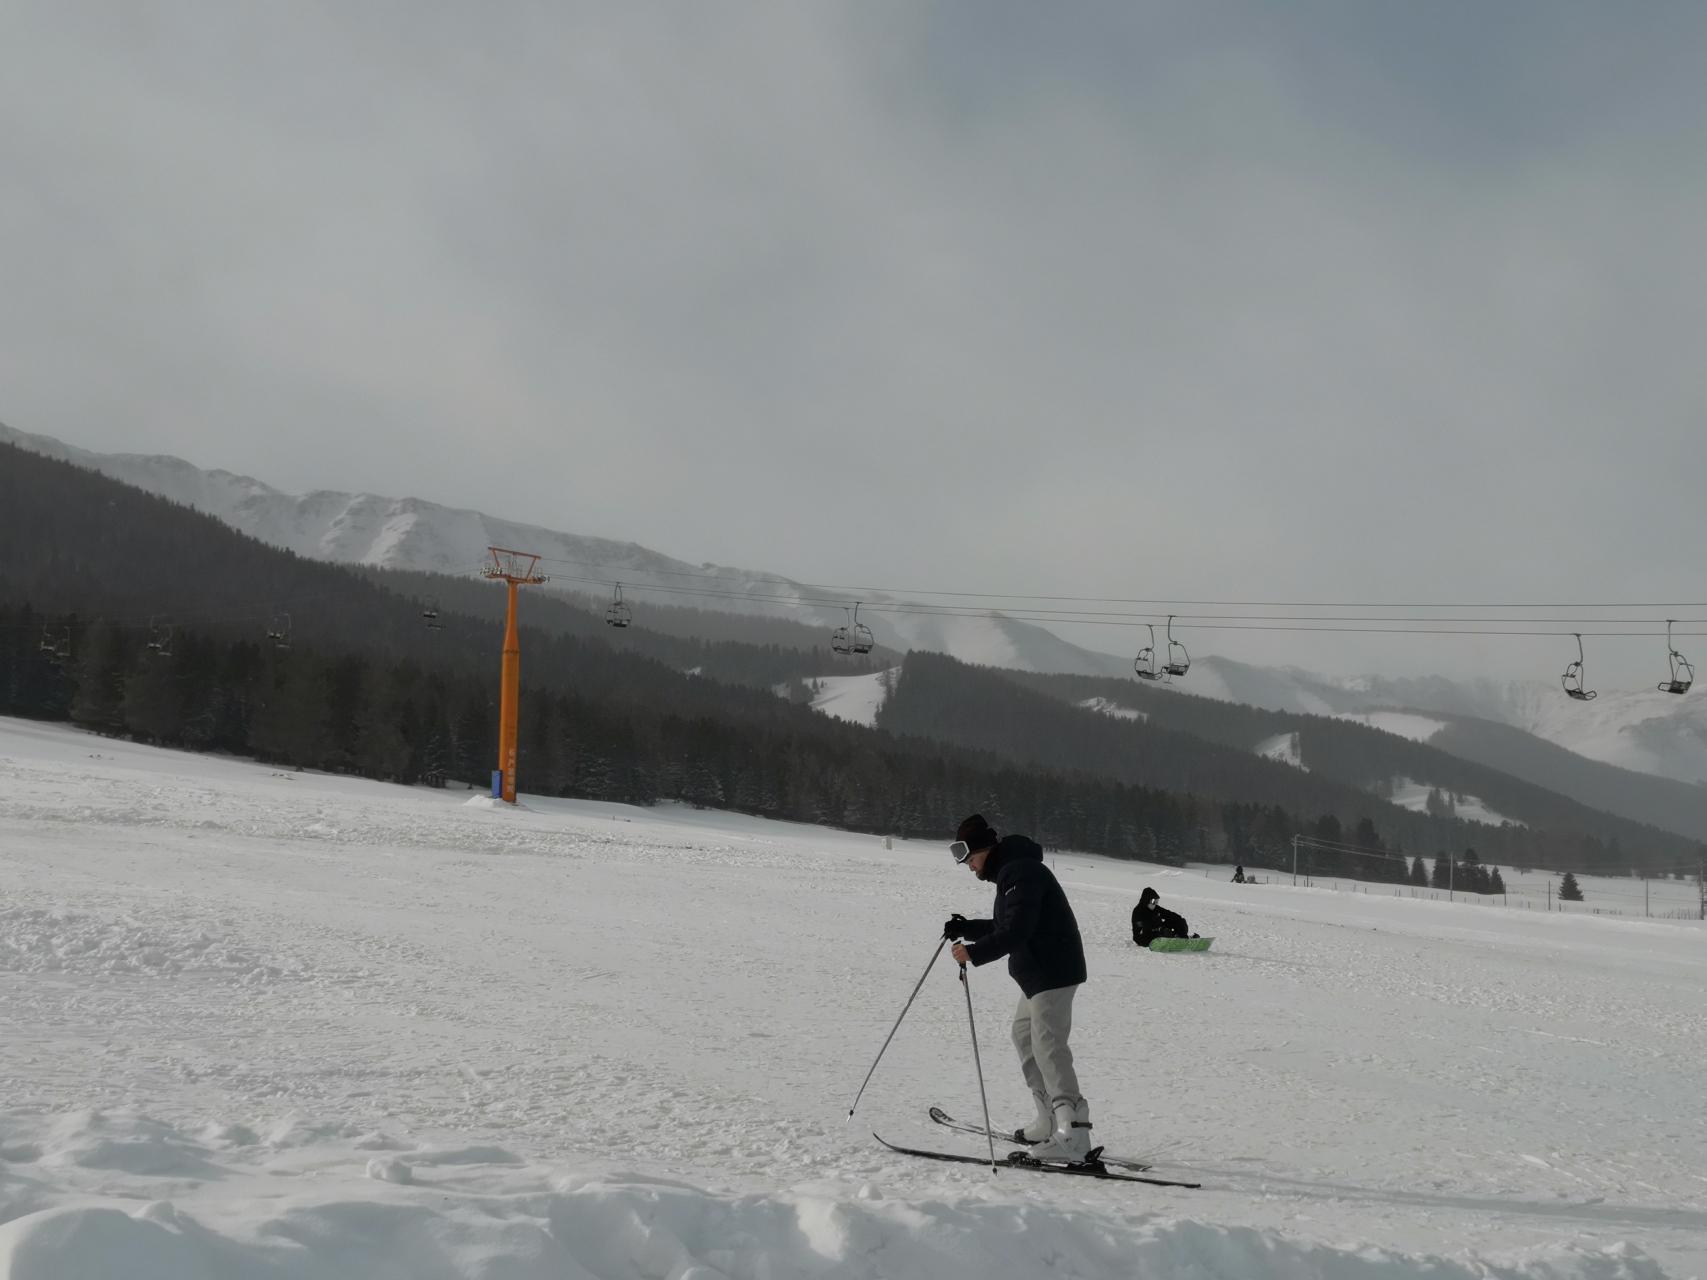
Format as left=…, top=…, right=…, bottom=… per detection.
left=1013, top=1090, right=1052, bottom=1144
left=1028, top=1098, right=1093, bottom=1163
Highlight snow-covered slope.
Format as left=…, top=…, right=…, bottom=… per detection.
left=8, top=422, right=1704, bottom=787
left=1196, top=655, right=1707, bottom=786
left=0, top=423, right=1128, bottom=677
left=1078, top=696, right=1146, bottom=721
left=0, top=715, right=1699, bottom=1277
left=1335, top=711, right=1451, bottom=743
left=806, top=669, right=896, bottom=727
left=1255, top=731, right=1306, bottom=770
left=1386, top=777, right=1521, bottom=826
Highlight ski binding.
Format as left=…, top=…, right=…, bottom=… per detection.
left=928, top=1106, right=1154, bottom=1172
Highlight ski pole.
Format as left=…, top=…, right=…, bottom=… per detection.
left=959, top=960, right=997, bottom=1173
left=847, top=934, right=948, bottom=1119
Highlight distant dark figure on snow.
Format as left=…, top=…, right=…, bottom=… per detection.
left=1231, top=866, right=1246, bottom=883
left=1131, top=887, right=1192, bottom=947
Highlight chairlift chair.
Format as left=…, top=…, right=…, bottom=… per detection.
left=1134, top=624, right=1163, bottom=681
left=39, top=626, right=70, bottom=663
left=422, top=598, right=442, bottom=632
left=848, top=602, right=875, bottom=655
left=266, top=613, right=292, bottom=651
left=1659, top=619, right=1694, bottom=695
left=1562, top=633, right=1596, bottom=701
left=605, top=583, right=633, bottom=629
left=830, top=603, right=877, bottom=657
left=1162, top=615, right=1191, bottom=679
left=146, top=616, right=173, bottom=658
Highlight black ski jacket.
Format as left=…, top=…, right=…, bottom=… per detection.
left=1131, top=902, right=1190, bottom=947
left=960, top=835, right=1087, bottom=997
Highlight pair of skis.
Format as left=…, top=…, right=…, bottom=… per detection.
left=873, top=1108, right=1200, bottom=1189
left=849, top=937, right=1199, bottom=1190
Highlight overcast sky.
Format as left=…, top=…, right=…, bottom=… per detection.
left=3, top=2, right=1705, bottom=683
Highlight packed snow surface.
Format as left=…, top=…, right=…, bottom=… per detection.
left=1387, top=777, right=1523, bottom=827
left=1336, top=711, right=1450, bottom=743
left=807, top=669, right=896, bottom=727
left=1194, top=657, right=1707, bottom=787
left=0, top=717, right=1703, bottom=1279
left=1255, top=731, right=1306, bottom=770
left=1078, top=697, right=1147, bottom=722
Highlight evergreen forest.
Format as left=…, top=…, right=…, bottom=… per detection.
left=1, top=440, right=1697, bottom=878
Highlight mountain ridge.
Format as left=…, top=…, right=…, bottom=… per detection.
left=0, top=421, right=1129, bottom=678
left=7, top=421, right=1704, bottom=791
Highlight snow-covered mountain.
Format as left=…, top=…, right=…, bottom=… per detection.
left=1191, top=655, right=1707, bottom=787
left=0, top=422, right=1129, bottom=677
left=9, top=422, right=1705, bottom=787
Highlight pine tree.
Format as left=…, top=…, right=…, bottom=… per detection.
left=1431, top=852, right=1452, bottom=889
left=1489, top=866, right=1506, bottom=894
left=122, top=645, right=189, bottom=743
left=1558, top=871, right=1584, bottom=901
left=1460, top=848, right=1488, bottom=893
left=70, top=621, right=129, bottom=733
left=1410, top=856, right=1428, bottom=886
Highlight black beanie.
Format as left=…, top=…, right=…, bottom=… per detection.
left=955, top=814, right=998, bottom=853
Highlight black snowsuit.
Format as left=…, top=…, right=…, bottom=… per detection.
left=1131, top=888, right=1190, bottom=947
left=959, top=835, right=1087, bottom=997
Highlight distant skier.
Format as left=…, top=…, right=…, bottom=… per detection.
left=944, top=814, right=1093, bottom=1162
left=1131, top=886, right=1193, bottom=947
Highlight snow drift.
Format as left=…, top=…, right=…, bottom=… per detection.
left=0, top=1111, right=1670, bottom=1280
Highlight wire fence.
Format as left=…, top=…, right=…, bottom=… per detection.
left=1197, top=865, right=1707, bottom=922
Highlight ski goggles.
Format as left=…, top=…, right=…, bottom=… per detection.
left=950, top=840, right=992, bottom=864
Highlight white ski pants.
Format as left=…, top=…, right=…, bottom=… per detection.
left=1011, top=984, right=1081, bottom=1111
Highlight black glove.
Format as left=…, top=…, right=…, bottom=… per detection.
left=943, top=913, right=970, bottom=940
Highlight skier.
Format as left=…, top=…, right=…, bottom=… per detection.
left=1130, top=886, right=1192, bottom=947
left=943, top=814, right=1093, bottom=1162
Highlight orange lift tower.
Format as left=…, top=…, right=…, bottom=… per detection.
left=482, top=547, right=549, bottom=803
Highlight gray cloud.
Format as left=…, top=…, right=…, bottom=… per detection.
left=2, top=1, right=1704, bottom=685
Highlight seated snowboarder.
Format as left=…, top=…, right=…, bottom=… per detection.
left=1231, top=865, right=1246, bottom=883
left=1131, top=886, right=1192, bottom=947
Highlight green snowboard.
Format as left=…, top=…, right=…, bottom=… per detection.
left=1148, top=936, right=1213, bottom=952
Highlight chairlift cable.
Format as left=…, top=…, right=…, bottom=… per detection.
left=534, top=572, right=1706, bottom=634
left=518, top=575, right=1707, bottom=637
left=526, top=553, right=1707, bottom=613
